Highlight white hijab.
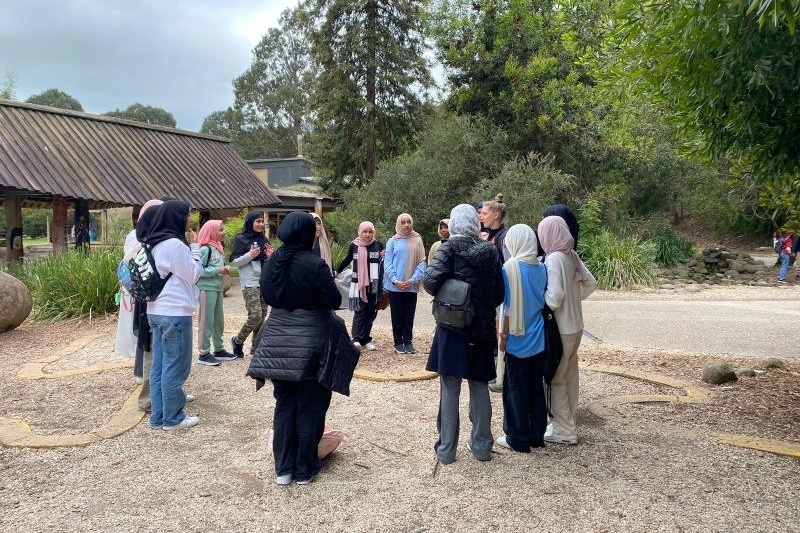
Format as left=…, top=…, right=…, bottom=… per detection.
left=503, top=224, right=540, bottom=336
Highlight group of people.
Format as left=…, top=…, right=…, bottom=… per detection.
left=114, top=194, right=596, bottom=486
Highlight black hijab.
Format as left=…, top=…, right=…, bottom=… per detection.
left=542, top=204, right=579, bottom=250
left=267, top=212, right=316, bottom=304
left=135, top=204, right=160, bottom=243
left=142, top=200, right=191, bottom=247
left=230, top=210, right=267, bottom=262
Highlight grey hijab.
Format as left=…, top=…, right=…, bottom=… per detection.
left=448, top=204, right=480, bottom=240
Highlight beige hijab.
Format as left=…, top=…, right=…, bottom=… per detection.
left=392, top=213, right=426, bottom=280
left=503, top=224, right=540, bottom=336
left=311, top=213, right=333, bottom=271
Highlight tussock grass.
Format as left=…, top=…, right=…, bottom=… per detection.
left=579, top=231, right=658, bottom=290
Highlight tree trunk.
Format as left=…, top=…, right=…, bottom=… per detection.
left=365, top=0, right=378, bottom=185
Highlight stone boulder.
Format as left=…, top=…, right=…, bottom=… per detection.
left=702, top=361, right=738, bottom=385
left=760, top=357, right=786, bottom=370
left=735, top=367, right=756, bottom=378
left=0, top=271, right=33, bottom=333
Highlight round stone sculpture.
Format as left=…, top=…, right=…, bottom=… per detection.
left=0, top=271, right=33, bottom=333
left=702, top=361, right=738, bottom=385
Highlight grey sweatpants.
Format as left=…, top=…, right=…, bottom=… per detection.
left=435, top=375, right=493, bottom=464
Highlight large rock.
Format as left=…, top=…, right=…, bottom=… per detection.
left=760, top=357, right=786, bottom=370
left=702, top=361, right=738, bottom=385
left=0, top=271, right=32, bottom=333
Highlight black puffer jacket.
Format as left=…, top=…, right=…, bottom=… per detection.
left=424, top=236, right=504, bottom=343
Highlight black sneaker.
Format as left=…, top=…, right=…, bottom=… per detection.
left=394, top=343, right=407, bottom=354
left=213, top=349, right=237, bottom=361
left=231, top=336, right=244, bottom=357
left=405, top=342, right=417, bottom=354
left=197, top=353, right=221, bottom=366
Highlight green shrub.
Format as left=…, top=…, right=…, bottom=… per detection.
left=13, top=249, right=120, bottom=321
left=579, top=231, right=658, bottom=290
left=330, top=240, right=348, bottom=271
left=651, top=226, right=694, bottom=267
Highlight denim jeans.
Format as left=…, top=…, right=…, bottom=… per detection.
left=779, top=253, right=790, bottom=281
left=147, top=314, right=193, bottom=427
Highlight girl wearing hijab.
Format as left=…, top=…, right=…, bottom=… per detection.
left=424, top=204, right=504, bottom=464
left=495, top=224, right=548, bottom=452
left=427, top=218, right=450, bottom=265
left=246, top=212, right=342, bottom=486
left=537, top=216, right=597, bottom=445
left=384, top=213, right=426, bottom=353
left=542, top=204, right=579, bottom=250
left=230, top=211, right=272, bottom=357
left=196, top=220, right=234, bottom=366
left=144, top=200, right=204, bottom=431
left=311, top=213, right=333, bottom=274
left=336, top=221, right=385, bottom=350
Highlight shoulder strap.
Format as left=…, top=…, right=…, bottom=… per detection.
left=202, top=244, right=212, bottom=268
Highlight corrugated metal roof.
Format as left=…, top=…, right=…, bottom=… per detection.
left=0, top=100, right=280, bottom=209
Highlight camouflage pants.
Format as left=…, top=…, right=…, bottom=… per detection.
left=235, top=286, right=268, bottom=351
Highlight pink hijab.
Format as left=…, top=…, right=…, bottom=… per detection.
left=197, top=219, right=224, bottom=253
left=352, top=221, right=376, bottom=302
left=538, top=216, right=590, bottom=282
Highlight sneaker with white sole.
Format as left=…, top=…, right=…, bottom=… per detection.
left=364, top=342, right=378, bottom=351
left=186, top=394, right=195, bottom=402
left=197, top=353, right=221, bottom=366
left=295, top=476, right=315, bottom=485
left=353, top=341, right=363, bottom=350
left=495, top=435, right=513, bottom=450
left=394, top=343, right=407, bottom=354
left=162, top=415, right=200, bottom=431
left=276, top=474, right=293, bottom=486
left=213, top=349, right=237, bottom=361
left=543, top=433, right=577, bottom=445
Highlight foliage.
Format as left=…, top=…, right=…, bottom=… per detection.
left=615, top=0, right=800, bottom=179
left=222, top=211, right=246, bottom=252
left=650, top=225, right=695, bottom=267
left=330, top=240, right=348, bottom=271
left=106, top=209, right=134, bottom=247
left=758, top=173, right=800, bottom=233
left=1, top=72, right=16, bottom=99
left=26, top=88, right=83, bottom=111
left=12, top=249, right=120, bottom=321
left=471, top=152, right=575, bottom=226
left=579, top=230, right=658, bottom=289
left=104, top=103, right=177, bottom=128
left=335, top=111, right=511, bottom=240
left=310, top=0, right=432, bottom=190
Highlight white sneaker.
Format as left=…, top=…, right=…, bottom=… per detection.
left=162, top=415, right=199, bottom=431
left=543, top=433, right=577, bottom=445
left=495, top=435, right=513, bottom=450
left=276, top=474, right=292, bottom=486
left=134, top=376, right=144, bottom=385
left=296, top=476, right=315, bottom=485
left=353, top=341, right=362, bottom=350
left=364, top=342, right=378, bottom=351
left=186, top=394, right=195, bottom=402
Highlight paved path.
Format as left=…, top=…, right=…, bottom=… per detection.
left=224, top=286, right=799, bottom=360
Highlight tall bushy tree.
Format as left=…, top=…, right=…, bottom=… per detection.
left=310, top=0, right=432, bottom=191
left=232, top=6, right=316, bottom=158
left=1, top=72, right=16, bottom=100
left=26, top=88, right=83, bottom=111
left=104, top=103, right=177, bottom=128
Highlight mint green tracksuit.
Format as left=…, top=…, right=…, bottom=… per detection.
left=197, top=245, right=226, bottom=355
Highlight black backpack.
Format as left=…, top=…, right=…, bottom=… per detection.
left=127, top=243, right=172, bottom=303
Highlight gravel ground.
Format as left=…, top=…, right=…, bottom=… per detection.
left=1, top=311, right=799, bottom=533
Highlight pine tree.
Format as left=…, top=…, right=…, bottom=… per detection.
left=310, top=0, right=432, bottom=190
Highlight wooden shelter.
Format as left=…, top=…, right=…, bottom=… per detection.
left=0, top=100, right=280, bottom=262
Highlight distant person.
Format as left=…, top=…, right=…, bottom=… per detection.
left=196, top=219, right=235, bottom=366
left=480, top=193, right=509, bottom=263
left=144, top=200, right=204, bottom=431
left=424, top=204, right=504, bottom=464
left=542, top=204, right=579, bottom=252
left=311, top=213, right=333, bottom=274
left=427, top=218, right=450, bottom=265
left=230, top=211, right=272, bottom=357
left=537, top=216, right=597, bottom=445
left=495, top=224, right=548, bottom=452
left=384, top=213, right=426, bottom=354
left=336, top=221, right=385, bottom=350
left=247, top=211, right=342, bottom=486
left=773, top=230, right=794, bottom=284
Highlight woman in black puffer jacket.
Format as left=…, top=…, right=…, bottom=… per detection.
left=247, top=211, right=342, bottom=486
left=424, top=204, right=505, bottom=465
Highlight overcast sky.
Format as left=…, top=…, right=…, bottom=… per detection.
left=0, top=0, right=299, bottom=132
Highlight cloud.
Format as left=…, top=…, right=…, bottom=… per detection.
left=0, top=0, right=299, bottom=131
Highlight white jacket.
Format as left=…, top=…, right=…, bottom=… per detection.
left=146, top=239, right=203, bottom=317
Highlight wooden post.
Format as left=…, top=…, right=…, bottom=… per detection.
left=4, top=195, right=23, bottom=264
left=52, top=196, right=68, bottom=254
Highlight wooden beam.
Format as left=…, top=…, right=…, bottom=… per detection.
left=52, top=196, right=68, bottom=254
left=4, top=196, right=23, bottom=264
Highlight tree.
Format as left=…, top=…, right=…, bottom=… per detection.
left=104, top=103, right=177, bottom=127
left=200, top=107, right=292, bottom=159
left=26, top=88, right=83, bottom=111
left=232, top=6, right=316, bottom=158
left=1, top=72, right=16, bottom=100
left=310, top=0, right=432, bottom=190
left=616, top=0, right=800, bottom=179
